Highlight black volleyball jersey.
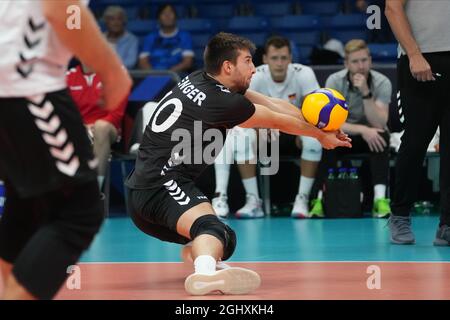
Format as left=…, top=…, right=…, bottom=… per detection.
left=126, top=70, right=256, bottom=189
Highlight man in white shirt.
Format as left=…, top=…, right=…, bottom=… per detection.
left=212, top=36, right=323, bottom=219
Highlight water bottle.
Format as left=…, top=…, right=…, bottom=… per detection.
left=348, top=168, right=363, bottom=202
left=349, top=168, right=358, bottom=179
left=414, top=201, right=433, bottom=215
left=327, top=168, right=335, bottom=180
left=0, top=181, right=5, bottom=216
left=337, top=168, right=348, bottom=179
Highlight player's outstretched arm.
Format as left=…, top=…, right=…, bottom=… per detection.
left=240, top=104, right=352, bottom=150
left=245, top=89, right=302, bottom=119
left=42, top=0, right=132, bottom=110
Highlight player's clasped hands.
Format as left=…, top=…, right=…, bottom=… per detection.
left=318, top=129, right=352, bottom=150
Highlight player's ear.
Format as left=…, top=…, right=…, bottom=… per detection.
left=223, top=60, right=233, bottom=75
left=262, top=54, right=268, bottom=64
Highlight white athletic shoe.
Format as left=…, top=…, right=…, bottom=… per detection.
left=212, top=194, right=229, bottom=218
left=184, top=267, right=261, bottom=295
left=291, top=194, right=310, bottom=219
left=235, top=194, right=264, bottom=219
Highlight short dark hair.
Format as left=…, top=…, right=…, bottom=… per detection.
left=157, top=3, right=177, bottom=20
left=264, top=36, right=291, bottom=54
left=204, top=32, right=256, bottom=75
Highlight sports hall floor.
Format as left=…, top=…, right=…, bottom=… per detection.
left=56, top=214, right=450, bottom=300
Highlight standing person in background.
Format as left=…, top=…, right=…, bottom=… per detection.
left=385, top=0, right=450, bottom=245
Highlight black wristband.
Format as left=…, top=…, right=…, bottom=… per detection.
left=362, top=91, right=373, bottom=99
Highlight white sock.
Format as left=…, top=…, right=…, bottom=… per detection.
left=374, top=184, right=386, bottom=200
left=214, top=163, right=230, bottom=196
left=194, top=255, right=217, bottom=275
left=242, top=177, right=259, bottom=198
left=317, top=190, right=323, bottom=200
left=298, top=176, right=314, bottom=198
left=97, top=176, right=105, bottom=190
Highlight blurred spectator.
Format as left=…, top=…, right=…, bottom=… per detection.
left=138, top=4, right=194, bottom=74
left=103, top=6, right=139, bottom=69
left=316, top=39, right=393, bottom=218
left=353, top=0, right=369, bottom=13
left=67, top=64, right=128, bottom=191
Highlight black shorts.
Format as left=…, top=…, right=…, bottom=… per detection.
left=127, top=178, right=210, bottom=244
left=0, top=89, right=97, bottom=198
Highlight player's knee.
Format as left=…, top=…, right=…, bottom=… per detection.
left=301, top=137, right=322, bottom=162
left=93, top=120, right=115, bottom=141
left=189, top=215, right=237, bottom=261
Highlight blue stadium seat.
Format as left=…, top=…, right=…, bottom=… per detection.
left=146, top=4, right=188, bottom=19
left=368, top=43, right=398, bottom=62
left=329, top=30, right=368, bottom=43
left=301, top=1, right=343, bottom=16
left=124, top=7, right=139, bottom=20
left=327, top=14, right=366, bottom=29
left=240, top=32, right=269, bottom=47
left=196, top=4, right=236, bottom=19
left=191, top=34, right=213, bottom=49
left=127, top=20, right=157, bottom=36
left=99, top=0, right=140, bottom=6
left=297, top=45, right=314, bottom=64
left=178, top=18, right=215, bottom=34
left=194, top=47, right=205, bottom=68
left=226, top=16, right=269, bottom=33
left=253, top=2, right=293, bottom=17
left=282, top=31, right=321, bottom=46
left=271, top=15, right=321, bottom=31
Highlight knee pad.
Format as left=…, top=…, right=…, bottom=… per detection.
left=190, top=215, right=237, bottom=261
left=301, top=136, right=323, bottom=162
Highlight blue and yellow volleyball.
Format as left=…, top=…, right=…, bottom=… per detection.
left=301, top=88, right=348, bottom=131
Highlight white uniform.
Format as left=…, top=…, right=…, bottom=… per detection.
left=249, top=63, right=322, bottom=162
left=0, top=0, right=88, bottom=97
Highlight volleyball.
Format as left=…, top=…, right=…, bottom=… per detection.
left=301, top=88, right=348, bottom=131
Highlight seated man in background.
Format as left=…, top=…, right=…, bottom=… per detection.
left=250, top=36, right=323, bottom=219
left=67, top=64, right=128, bottom=191
left=316, top=39, right=392, bottom=218
left=103, top=6, right=139, bottom=69
left=138, top=3, right=194, bottom=74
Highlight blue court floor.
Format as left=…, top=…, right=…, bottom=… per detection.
left=81, top=214, right=450, bottom=263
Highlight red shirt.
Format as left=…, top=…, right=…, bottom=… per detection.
left=66, top=65, right=126, bottom=131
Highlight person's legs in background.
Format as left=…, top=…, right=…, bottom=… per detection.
left=212, top=129, right=235, bottom=218
left=235, top=129, right=263, bottom=219
left=370, top=131, right=391, bottom=218
left=390, top=54, right=441, bottom=244
left=434, top=52, right=450, bottom=245
left=92, top=120, right=118, bottom=191
left=292, top=136, right=323, bottom=218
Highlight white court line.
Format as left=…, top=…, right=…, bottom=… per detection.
left=79, top=260, right=450, bottom=265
